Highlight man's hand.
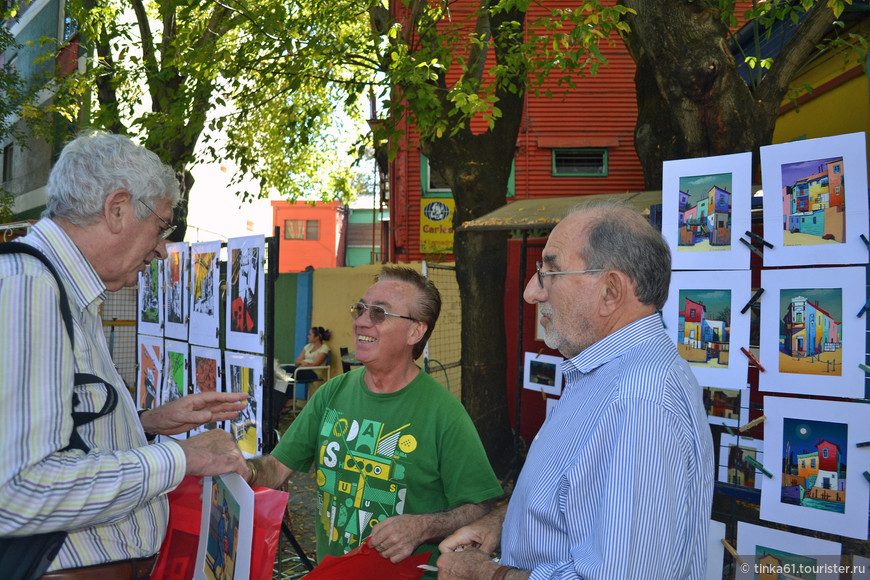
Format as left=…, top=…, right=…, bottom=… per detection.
left=436, top=548, right=501, bottom=579
left=439, top=505, right=505, bottom=555
left=177, top=429, right=247, bottom=477
left=369, top=514, right=428, bottom=563
left=140, top=391, right=248, bottom=435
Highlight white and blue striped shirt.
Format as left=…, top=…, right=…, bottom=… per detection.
left=0, top=219, right=186, bottom=570
left=501, top=315, right=714, bottom=579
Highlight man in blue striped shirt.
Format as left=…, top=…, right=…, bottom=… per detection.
left=437, top=204, right=714, bottom=580
left=0, top=132, right=250, bottom=578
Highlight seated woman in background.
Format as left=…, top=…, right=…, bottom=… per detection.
left=288, top=326, right=331, bottom=381
left=273, top=327, right=331, bottom=422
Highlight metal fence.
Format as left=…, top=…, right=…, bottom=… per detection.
left=423, top=262, right=462, bottom=399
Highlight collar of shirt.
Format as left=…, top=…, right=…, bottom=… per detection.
left=562, top=313, right=665, bottom=379
left=24, top=219, right=107, bottom=311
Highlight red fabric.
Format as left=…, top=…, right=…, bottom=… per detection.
left=304, top=539, right=431, bottom=580
left=151, top=476, right=288, bottom=580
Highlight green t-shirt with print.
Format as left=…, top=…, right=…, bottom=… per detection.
left=271, top=367, right=502, bottom=563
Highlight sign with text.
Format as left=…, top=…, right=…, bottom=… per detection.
left=420, top=198, right=455, bottom=254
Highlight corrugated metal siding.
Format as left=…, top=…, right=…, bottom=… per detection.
left=389, top=0, right=645, bottom=262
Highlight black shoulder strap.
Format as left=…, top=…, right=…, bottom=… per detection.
left=0, top=242, right=75, bottom=350
left=0, top=242, right=118, bottom=453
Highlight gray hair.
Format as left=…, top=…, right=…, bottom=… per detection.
left=572, top=201, right=671, bottom=310
left=44, top=131, right=180, bottom=225
left=376, top=265, right=442, bottom=360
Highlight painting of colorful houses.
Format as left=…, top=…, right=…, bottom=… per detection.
left=677, top=172, right=732, bottom=251
left=676, top=289, right=731, bottom=368
left=779, top=288, right=842, bottom=376
left=780, top=418, right=847, bottom=514
left=780, top=157, right=845, bottom=246
left=703, top=386, right=741, bottom=426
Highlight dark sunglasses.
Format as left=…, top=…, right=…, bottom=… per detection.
left=350, top=302, right=416, bottom=324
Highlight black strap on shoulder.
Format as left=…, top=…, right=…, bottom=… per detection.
left=0, top=242, right=75, bottom=351
left=1, top=243, right=117, bottom=453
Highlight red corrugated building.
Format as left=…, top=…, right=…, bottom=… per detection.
left=386, top=0, right=645, bottom=262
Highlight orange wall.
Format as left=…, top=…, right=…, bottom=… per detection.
left=271, top=201, right=341, bottom=273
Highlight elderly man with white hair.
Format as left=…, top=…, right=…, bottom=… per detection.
left=0, top=131, right=249, bottom=579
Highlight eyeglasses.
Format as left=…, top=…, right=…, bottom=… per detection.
left=139, top=199, right=176, bottom=240
left=535, top=260, right=604, bottom=289
left=350, top=302, right=416, bottom=324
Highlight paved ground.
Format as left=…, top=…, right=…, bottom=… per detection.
left=272, top=411, right=318, bottom=579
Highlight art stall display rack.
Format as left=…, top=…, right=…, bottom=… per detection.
left=659, top=133, right=870, bottom=579
left=134, top=231, right=282, bottom=454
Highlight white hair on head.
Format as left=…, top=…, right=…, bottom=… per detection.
left=44, top=130, right=180, bottom=225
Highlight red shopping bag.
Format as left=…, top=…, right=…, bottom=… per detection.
left=303, top=538, right=431, bottom=580
left=151, top=476, right=289, bottom=580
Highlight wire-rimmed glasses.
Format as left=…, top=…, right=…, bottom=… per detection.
left=350, top=302, right=416, bottom=324
left=535, top=260, right=604, bottom=288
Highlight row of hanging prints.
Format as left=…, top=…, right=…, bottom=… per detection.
left=517, top=131, right=870, bottom=577
left=135, top=234, right=267, bottom=458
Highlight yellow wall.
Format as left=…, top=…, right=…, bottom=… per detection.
left=773, top=18, right=870, bottom=169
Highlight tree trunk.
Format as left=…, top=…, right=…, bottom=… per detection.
left=620, top=0, right=772, bottom=188
left=419, top=42, right=525, bottom=476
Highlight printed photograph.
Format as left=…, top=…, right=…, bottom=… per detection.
left=662, top=152, right=752, bottom=270
left=165, top=242, right=189, bottom=341
left=780, top=418, right=847, bottom=514
left=736, top=521, right=841, bottom=580
left=760, top=132, right=868, bottom=267
left=225, top=235, right=265, bottom=354
left=523, top=352, right=564, bottom=397
left=703, top=386, right=743, bottom=427
left=191, top=345, right=222, bottom=435
left=677, top=289, right=731, bottom=369
left=718, top=433, right=764, bottom=490
left=204, top=476, right=241, bottom=580
left=677, top=172, right=733, bottom=253
left=224, top=352, right=263, bottom=457
left=190, top=240, right=221, bottom=348
left=137, top=259, right=163, bottom=337
left=780, top=157, right=845, bottom=247
left=137, top=335, right=163, bottom=410
left=778, top=287, right=842, bottom=377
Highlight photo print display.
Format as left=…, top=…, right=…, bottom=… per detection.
left=224, top=352, right=264, bottom=458
left=190, top=241, right=221, bottom=348
left=705, top=520, right=726, bottom=580
left=760, top=132, right=869, bottom=267
left=225, top=235, right=265, bottom=354
left=195, top=474, right=253, bottom=580
left=703, top=386, right=748, bottom=429
left=758, top=266, right=865, bottom=398
left=736, top=521, right=842, bottom=580
left=760, top=396, right=870, bottom=540
left=191, top=345, right=223, bottom=435
left=137, top=334, right=163, bottom=411
left=718, top=433, right=764, bottom=490
left=662, top=270, right=752, bottom=388
left=662, top=152, right=752, bottom=271
left=164, top=242, right=189, bottom=341
left=163, top=340, right=189, bottom=406
left=523, top=351, right=564, bottom=397
left=137, top=259, right=163, bottom=337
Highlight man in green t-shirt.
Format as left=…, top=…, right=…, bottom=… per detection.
left=246, top=266, right=503, bottom=565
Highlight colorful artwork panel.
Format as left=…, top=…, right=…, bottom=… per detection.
left=137, top=259, right=163, bottom=337
left=523, top=352, right=563, bottom=397
left=760, top=131, right=869, bottom=267
left=189, top=241, right=221, bottom=348
left=758, top=267, right=865, bottom=398
left=224, top=352, right=264, bottom=458
left=736, top=521, right=842, bottom=580
left=225, top=235, right=265, bottom=354
left=165, top=242, right=189, bottom=341
left=703, top=386, right=748, bottom=428
left=191, top=345, right=223, bottom=435
left=195, top=474, right=253, bottom=580
left=760, top=396, right=870, bottom=540
left=662, top=152, right=752, bottom=270
left=137, top=334, right=163, bottom=411
left=718, top=433, right=764, bottom=490
left=662, top=270, right=752, bottom=388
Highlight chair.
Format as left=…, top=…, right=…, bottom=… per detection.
left=340, top=346, right=351, bottom=373
left=289, top=350, right=331, bottom=414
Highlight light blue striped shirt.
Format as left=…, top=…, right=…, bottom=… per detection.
left=501, top=315, right=714, bottom=579
left=0, top=219, right=186, bottom=570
